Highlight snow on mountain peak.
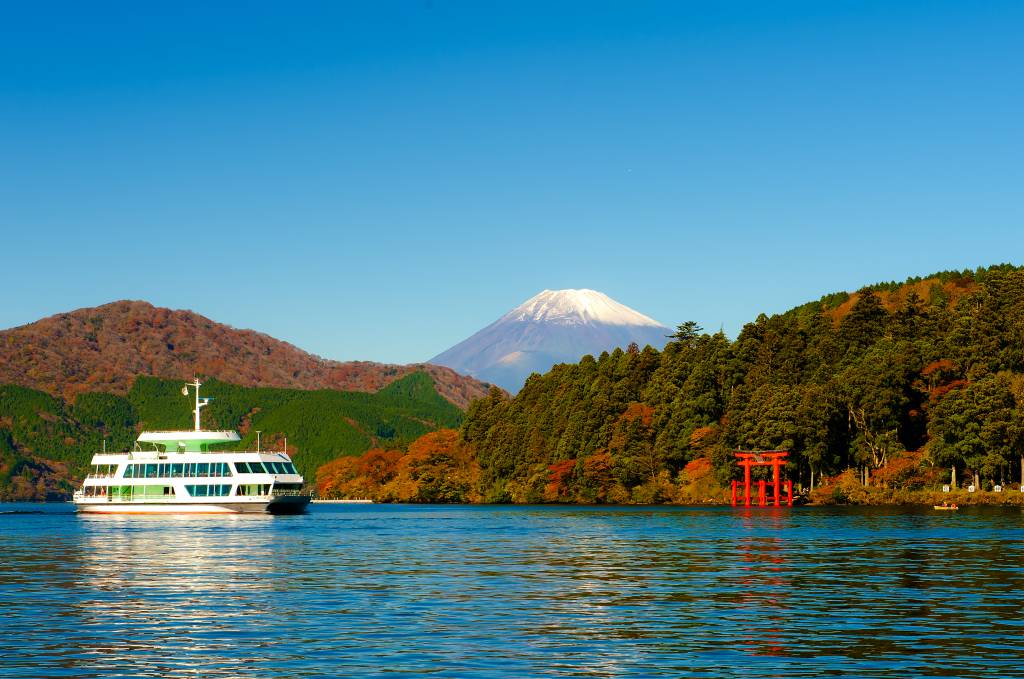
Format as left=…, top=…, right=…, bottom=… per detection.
left=429, top=288, right=673, bottom=391
left=501, top=289, right=665, bottom=328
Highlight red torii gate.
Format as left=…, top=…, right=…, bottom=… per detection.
left=732, top=450, right=793, bottom=507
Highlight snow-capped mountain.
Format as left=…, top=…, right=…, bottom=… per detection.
left=430, top=289, right=672, bottom=393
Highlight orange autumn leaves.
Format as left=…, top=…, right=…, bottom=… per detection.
left=316, top=429, right=482, bottom=503
left=0, top=300, right=491, bottom=408
left=315, top=420, right=730, bottom=505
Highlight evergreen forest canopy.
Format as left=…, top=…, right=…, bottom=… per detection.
left=6, top=265, right=1024, bottom=505
left=0, top=372, right=463, bottom=500
left=452, top=265, right=1024, bottom=503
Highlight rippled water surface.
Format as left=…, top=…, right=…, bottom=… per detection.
left=1, top=503, right=1023, bottom=678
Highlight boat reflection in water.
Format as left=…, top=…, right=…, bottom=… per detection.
left=4, top=504, right=1024, bottom=678
left=69, top=513, right=286, bottom=677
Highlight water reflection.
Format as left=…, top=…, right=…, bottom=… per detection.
left=733, top=535, right=789, bottom=658
left=0, top=504, right=1023, bottom=677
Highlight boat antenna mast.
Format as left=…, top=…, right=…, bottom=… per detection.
left=182, top=377, right=212, bottom=431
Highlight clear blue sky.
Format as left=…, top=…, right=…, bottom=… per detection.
left=2, top=1, right=1022, bottom=364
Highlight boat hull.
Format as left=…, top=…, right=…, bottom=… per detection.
left=75, top=495, right=311, bottom=515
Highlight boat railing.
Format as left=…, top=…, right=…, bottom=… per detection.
left=141, top=430, right=240, bottom=435
left=92, top=451, right=292, bottom=461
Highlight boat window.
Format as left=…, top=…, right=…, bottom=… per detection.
left=172, top=463, right=183, bottom=477
left=129, top=485, right=169, bottom=498
left=249, top=461, right=267, bottom=474
left=284, top=462, right=298, bottom=474
left=145, top=464, right=158, bottom=478
left=124, top=465, right=134, bottom=479
left=185, top=484, right=232, bottom=496
left=233, top=462, right=248, bottom=474
left=196, top=463, right=209, bottom=476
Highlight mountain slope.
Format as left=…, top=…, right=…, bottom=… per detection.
left=0, top=300, right=491, bottom=408
left=0, top=373, right=464, bottom=500
left=430, top=289, right=671, bottom=392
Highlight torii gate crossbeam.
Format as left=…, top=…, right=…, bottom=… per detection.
left=732, top=450, right=793, bottom=507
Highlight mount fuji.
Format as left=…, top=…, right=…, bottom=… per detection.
left=430, top=289, right=672, bottom=393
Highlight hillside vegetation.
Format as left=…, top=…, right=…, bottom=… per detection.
left=0, top=372, right=463, bottom=500
left=0, top=300, right=492, bottom=408
left=317, top=265, right=1024, bottom=505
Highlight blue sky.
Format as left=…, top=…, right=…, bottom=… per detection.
left=2, top=1, right=1022, bottom=363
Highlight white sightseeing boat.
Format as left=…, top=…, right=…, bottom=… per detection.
left=73, top=379, right=311, bottom=514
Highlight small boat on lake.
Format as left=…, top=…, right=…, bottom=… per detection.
left=73, top=379, right=311, bottom=514
left=933, top=504, right=959, bottom=511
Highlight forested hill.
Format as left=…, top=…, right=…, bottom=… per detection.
left=458, top=265, right=1024, bottom=503
left=0, top=372, right=463, bottom=500
left=0, top=300, right=492, bottom=408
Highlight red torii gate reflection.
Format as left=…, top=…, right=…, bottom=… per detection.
left=731, top=450, right=793, bottom=507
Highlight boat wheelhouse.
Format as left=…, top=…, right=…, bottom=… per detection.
left=73, top=379, right=311, bottom=514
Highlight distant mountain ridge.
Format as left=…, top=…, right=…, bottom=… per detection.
left=430, top=289, right=672, bottom=392
left=0, top=300, right=491, bottom=408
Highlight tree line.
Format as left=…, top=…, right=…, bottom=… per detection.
left=450, top=265, right=1024, bottom=503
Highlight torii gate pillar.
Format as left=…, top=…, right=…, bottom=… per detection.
left=732, top=451, right=793, bottom=507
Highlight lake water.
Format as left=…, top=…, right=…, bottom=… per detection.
left=1, top=503, right=1022, bottom=678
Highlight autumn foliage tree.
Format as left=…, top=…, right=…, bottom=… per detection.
left=456, top=265, right=1024, bottom=501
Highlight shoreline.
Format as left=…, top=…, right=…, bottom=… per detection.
left=7, top=488, right=1024, bottom=508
